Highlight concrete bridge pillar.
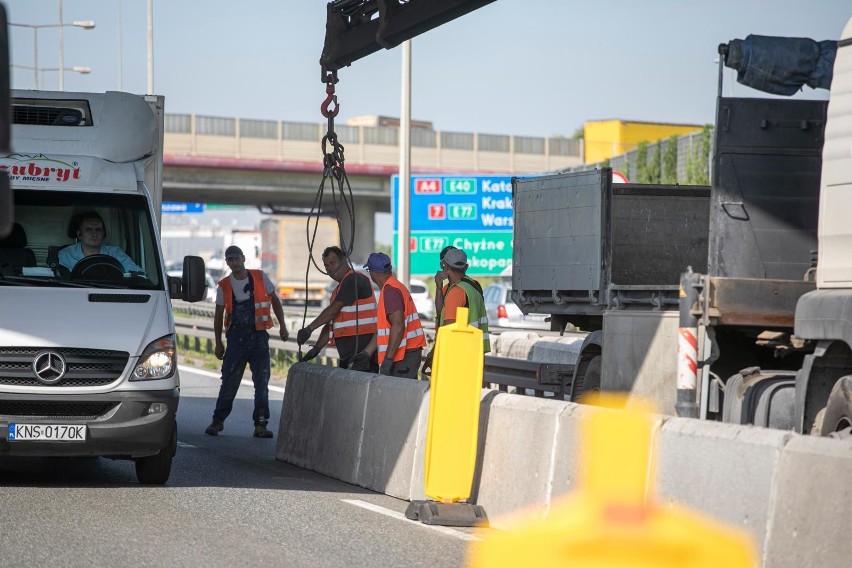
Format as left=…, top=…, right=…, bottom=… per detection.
left=340, top=199, right=379, bottom=265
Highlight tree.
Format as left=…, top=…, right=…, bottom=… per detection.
left=662, top=135, right=678, bottom=184
left=686, top=125, right=712, bottom=185
left=635, top=142, right=649, bottom=183
left=649, top=142, right=662, bottom=184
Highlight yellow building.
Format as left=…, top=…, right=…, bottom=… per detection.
left=584, top=119, right=703, bottom=164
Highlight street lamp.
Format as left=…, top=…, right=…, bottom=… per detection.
left=40, top=66, right=91, bottom=89
left=9, top=19, right=95, bottom=90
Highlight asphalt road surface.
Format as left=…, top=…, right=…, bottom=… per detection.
left=0, top=366, right=491, bottom=567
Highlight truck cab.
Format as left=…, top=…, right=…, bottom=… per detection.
left=792, top=21, right=852, bottom=436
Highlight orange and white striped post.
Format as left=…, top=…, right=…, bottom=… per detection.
left=676, top=270, right=701, bottom=418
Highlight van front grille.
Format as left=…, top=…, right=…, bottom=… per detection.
left=0, top=347, right=128, bottom=387
left=0, top=401, right=117, bottom=420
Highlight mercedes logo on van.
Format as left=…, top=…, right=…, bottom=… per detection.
left=32, top=350, right=67, bottom=385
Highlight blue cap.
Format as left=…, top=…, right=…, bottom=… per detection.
left=363, top=252, right=392, bottom=273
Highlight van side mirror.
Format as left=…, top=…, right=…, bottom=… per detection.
left=181, top=255, right=206, bottom=302
left=167, top=275, right=182, bottom=298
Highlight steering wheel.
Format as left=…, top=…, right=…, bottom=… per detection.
left=70, top=254, right=125, bottom=281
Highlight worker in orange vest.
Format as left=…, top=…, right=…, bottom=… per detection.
left=206, top=245, right=289, bottom=438
left=351, top=252, right=426, bottom=378
left=296, top=246, right=378, bottom=371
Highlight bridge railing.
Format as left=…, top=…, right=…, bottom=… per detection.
left=164, top=113, right=584, bottom=174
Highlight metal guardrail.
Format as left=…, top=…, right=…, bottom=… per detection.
left=483, top=355, right=575, bottom=398
left=172, top=304, right=573, bottom=397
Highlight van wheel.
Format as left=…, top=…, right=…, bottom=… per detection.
left=135, top=423, right=177, bottom=485
left=575, top=355, right=602, bottom=402
left=820, top=376, right=852, bottom=439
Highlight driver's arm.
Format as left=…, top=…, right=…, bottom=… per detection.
left=57, top=244, right=79, bottom=270
left=105, top=246, right=144, bottom=273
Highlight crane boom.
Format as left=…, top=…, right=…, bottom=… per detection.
left=320, top=0, right=496, bottom=72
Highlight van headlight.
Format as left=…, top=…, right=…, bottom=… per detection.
left=132, top=334, right=176, bottom=381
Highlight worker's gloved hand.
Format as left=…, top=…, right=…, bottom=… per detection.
left=350, top=350, right=371, bottom=371
left=421, top=349, right=435, bottom=376
left=300, top=346, right=321, bottom=362
left=379, top=358, right=394, bottom=376
left=296, top=327, right=312, bottom=345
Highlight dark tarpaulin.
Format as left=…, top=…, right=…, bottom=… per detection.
left=724, top=35, right=837, bottom=95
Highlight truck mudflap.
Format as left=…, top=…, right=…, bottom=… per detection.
left=0, top=389, right=178, bottom=458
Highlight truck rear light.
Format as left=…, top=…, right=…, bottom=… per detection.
left=497, top=305, right=508, bottom=319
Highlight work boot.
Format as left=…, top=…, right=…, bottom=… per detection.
left=253, top=423, right=273, bottom=438
left=205, top=420, right=224, bottom=436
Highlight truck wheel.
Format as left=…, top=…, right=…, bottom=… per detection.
left=820, top=376, right=852, bottom=439
left=575, top=355, right=602, bottom=402
left=135, top=422, right=177, bottom=485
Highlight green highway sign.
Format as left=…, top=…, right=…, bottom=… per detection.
left=394, top=230, right=513, bottom=277
left=418, top=235, right=451, bottom=253
left=448, top=203, right=478, bottom=220
left=444, top=178, right=476, bottom=194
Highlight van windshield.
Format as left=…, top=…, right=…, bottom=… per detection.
left=0, top=190, right=163, bottom=290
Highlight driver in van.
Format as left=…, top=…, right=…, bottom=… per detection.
left=58, top=210, right=144, bottom=273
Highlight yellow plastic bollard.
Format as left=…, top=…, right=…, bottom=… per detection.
left=424, top=306, right=483, bottom=502
left=405, top=307, right=487, bottom=526
left=467, top=395, right=756, bottom=567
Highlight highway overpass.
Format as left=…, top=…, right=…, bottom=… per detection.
left=162, top=113, right=584, bottom=261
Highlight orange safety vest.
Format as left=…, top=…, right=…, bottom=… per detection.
left=219, top=270, right=274, bottom=331
left=376, top=275, right=426, bottom=364
left=329, top=269, right=378, bottom=346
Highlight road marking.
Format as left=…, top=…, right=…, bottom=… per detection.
left=177, top=441, right=198, bottom=448
left=178, top=365, right=286, bottom=393
left=341, top=499, right=482, bottom=542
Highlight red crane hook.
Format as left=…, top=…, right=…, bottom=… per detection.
left=321, top=83, right=339, bottom=118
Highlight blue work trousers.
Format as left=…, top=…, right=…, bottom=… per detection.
left=212, top=326, right=271, bottom=425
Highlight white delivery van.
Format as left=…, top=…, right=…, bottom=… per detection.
left=0, top=91, right=206, bottom=484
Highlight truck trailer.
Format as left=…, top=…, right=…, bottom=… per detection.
left=260, top=215, right=340, bottom=305
left=512, top=27, right=849, bottom=435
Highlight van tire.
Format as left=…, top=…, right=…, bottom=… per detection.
left=135, top=422, right=177, bottom=485
left=819, top=376, right=852, bottom=439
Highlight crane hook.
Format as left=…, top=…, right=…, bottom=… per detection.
left=321, top=83, right=340, bottom=118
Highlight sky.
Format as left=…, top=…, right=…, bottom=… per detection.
left=7, top=0, right=851, bottom=141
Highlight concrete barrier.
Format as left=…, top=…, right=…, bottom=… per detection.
left=763, top=435, right=852, bottom=568
left=654, top=418, right=792, bottom=555
left=313, top=368, right=372, bottom=482
left=357, top=375, right=429, bottom=501
left=475, top=393, right=569, bottom=521
left=529, top=335, right=585, bottom=365
left=494, top=331, right=541, bottom=359
left=278, top=363, right=852, bottom=565
left=276, top=362, right=332, bottom=469
left=277, top=363, right=431, bottom=499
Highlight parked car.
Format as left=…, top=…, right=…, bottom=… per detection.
left=409, top=279, right=435, bottom=320
left=483, top=281, right=550, bottom=330
left=319, top=275, right=435, bottom=320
